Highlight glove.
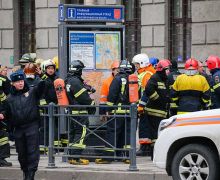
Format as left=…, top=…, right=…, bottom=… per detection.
left=137, top=106, right=144, bottom=114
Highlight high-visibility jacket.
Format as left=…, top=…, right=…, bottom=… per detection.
left=100, top=75, right=114, bottom=104
left=65, top=74, right=96, bottom=115
left=137, top=65, right=156, bottom=93
left=171, top=74, right=211, bottom=114
left=141, top=72, right=169, bottom=118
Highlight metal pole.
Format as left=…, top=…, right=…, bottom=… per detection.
left=47, top=103, right=56, bottom=168
left=129, top=103, right=138, bottom=171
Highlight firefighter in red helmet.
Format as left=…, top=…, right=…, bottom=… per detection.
left=206, top=55, right=220, bottom=108
left=171, top=58, right=211, bottom=114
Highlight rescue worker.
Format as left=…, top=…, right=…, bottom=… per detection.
left=36, top=60, right=59, bottom=151
left=206, top=55, right=220, bottom=108
left=139, top=59, right=171, bottom=149
left=198, top=61, right=211, bottom=86
left=0, top=66, right=11, bottom=95
left=0, top=71, right=45, bottom=180
left=65, top=60, right=96, bottom=165
left=0, top=70, right=11, bottom=167
left=171, top=58, right=211, bottom=115
left=19, top=53, right=36, bottom=69
left=96, top=60, right=133, bottom=164
left=24, top=63, right=41, bottom=87
left=149, top=57, right=159, bottom=68
left=99, top=60, right=120, bottom=117
left=132, top=53, right=156, bottom=156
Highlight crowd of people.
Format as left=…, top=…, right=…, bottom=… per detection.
left=0, top=52, right=220, bottom=180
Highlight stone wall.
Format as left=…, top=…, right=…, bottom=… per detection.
left=191, top=0, right=220, bottom=61
left=140, top=0, right=166, bottom=59
left=0, top=0, right=14, bottom=67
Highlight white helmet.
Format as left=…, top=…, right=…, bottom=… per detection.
left=40, top=59, right=55, bottom=72
left=132, top=53, right=150, bottom=68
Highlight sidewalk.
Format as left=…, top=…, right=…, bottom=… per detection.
left=0, top=149, right=172, bottom=180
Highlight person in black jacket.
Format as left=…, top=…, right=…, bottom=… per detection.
left=65, top=60, right=96, bottom=165
left=0, top=71, right=45, bottom=180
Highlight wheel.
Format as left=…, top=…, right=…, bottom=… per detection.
left=171, top=144, right=220, bottom=180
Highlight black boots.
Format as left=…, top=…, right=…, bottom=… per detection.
left=136, top=144, right=151, bottom=156
left=23, top=170, right=35, bottom=180
left=0, top=159, right=12, bottom=167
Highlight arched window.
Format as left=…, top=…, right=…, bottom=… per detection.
left=169, top=0, right=191, bottom=62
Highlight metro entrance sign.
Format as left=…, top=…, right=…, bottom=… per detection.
left=59, top=4, right=124, bottom=22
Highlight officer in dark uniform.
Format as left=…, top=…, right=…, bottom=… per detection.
left=0, top=71, right=45, bottom=180
left=95, top=60, right=133, bottom=164
left=206, top=55, right=220, bottom=109
left=65, top=60, right=96, bottom=165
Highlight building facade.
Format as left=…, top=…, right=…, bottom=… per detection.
left=0, top=0, right=220, bottom=67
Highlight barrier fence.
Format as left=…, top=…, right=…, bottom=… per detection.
left=40, top=103, right=138, bottom=171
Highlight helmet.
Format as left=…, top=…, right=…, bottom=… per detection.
left=132, top=53, right=150, bottom=68
left=185, top=58, right=199, bottom=70
left=149, top=57, right=159, bottom=67
left=52, top=56, right=59, bottom=70
left=24, top=63, right=37, bottom=75
left=19, top=53, right=36, bottom=64
left=69, top=60, right=85, bottom=75
left=119, top=60, right=133, bottom=73
left=156, top=59, right=171, bottom=71
left=111, top=60, right=120, bottom=69
left=35, top=58, right=44, bottom=67
left=40, top=59, right=56, bottom=72
left=206, top=55, right=220, bottom=70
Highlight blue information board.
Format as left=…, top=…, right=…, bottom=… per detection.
left=59, top=4, right=124, bottom=22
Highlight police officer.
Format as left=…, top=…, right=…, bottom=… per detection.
left=132, top=53, right=156, bottom=156
left=206, top=55, right=220, bottom=109
left=171, top=58, right=211, bottom=114
left=0, top=71, right=45, bottom=180
left=96, top=60, right=133, bottom=164
left=65, top=60, right=96, bottom=165
left=140, top=59, right=171, bottom=149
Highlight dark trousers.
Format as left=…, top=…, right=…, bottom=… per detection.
left=105, top=116, right=131, bottom=155
left=69, top=116, right=89, bottom=157
left=0, top=129, right=10, bottom=159
left=138, top=113, right=149, bottom=139
left=146, top=115, right=163, bottom=140
left=14, top=122, right=40, bottom=172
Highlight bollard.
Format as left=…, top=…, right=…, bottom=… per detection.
left=129, top=103, right=139, bottom=171
left=47, top=103, right=56, bottom=168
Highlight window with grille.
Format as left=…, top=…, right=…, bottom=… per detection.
left=123, top=0, right=141, bottom=61
left=19, top=0, right=36, bottom=56
left=169, top=0, right=191, bottom=62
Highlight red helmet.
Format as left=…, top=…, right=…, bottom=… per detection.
left=206, top=55, right=220, bottom=70
left=156, top=59, right=171, bottom=71
left=185, top=58, right=199, bottom=70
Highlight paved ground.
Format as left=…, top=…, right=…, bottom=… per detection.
left=0, top=149, right=172, bottom=180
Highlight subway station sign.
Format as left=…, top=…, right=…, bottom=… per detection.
left=59, top=4, right=124, bottom=22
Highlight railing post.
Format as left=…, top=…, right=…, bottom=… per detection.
left=129, top=103, right=139, bottom=171
left=47, top=103, right=56, bottom=168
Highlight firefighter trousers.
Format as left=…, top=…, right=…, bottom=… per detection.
left=14, top=121, right=40, bottom=172
left=138, top=113, right=150, bottom=141
left=146, top=115, right=163, bottom=141
left=0, top=129, right=10, bottom=160
left=69, top=116, right=89, bottom=157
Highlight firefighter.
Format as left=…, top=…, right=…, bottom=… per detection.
left=0, top=71, right=45, bottom=180
left=132, top=53, right=156, bottom=156
left=171, top=58, right=211, bottom=115
left=65, top=60, right=96, bottom=165
left=0, top=72, right=11, bottom=167
left=36, top=60, right=59, bottom=151
left=206, top=55, right=220, bottom=109
left=198, top=61, right=211, bottom=86
left=140, top=59, right=171, bottom=149
left=99, top=60, right=120, bottom=118
left=24, top=63, right=41, bottom=87
left=0, top=66, right=11, bottom=95
left=19, top=53, right=36, bottom=69
left=96, top=60, right=133, bottom=164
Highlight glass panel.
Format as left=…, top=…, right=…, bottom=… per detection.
left=173, top=0, right=182, bottom=18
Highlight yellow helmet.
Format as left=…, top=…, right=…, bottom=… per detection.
left=52, top=56, right=59, bottom=70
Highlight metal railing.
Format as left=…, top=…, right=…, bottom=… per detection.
left=40, top=103, right=138, bottom=171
